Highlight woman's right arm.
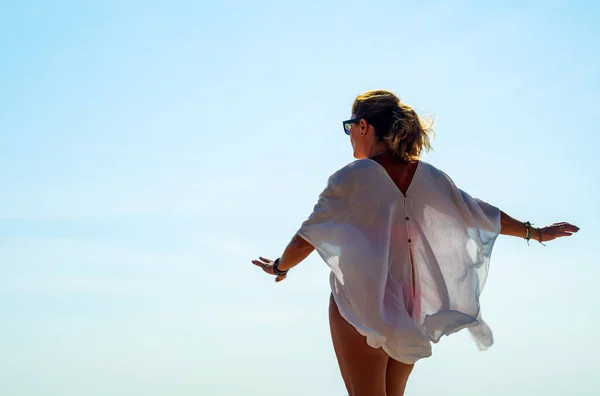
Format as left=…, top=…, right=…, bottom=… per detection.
left=500, top=210, right=579, bottom=243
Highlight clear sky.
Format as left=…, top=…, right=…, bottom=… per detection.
left=0, top=1, right=598, bottom=395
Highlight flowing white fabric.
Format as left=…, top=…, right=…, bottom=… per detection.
left=297, top=159, right=501, bottom=364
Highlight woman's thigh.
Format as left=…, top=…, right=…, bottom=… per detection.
left=328, top=294, right=389, bottom=396
left=385, top=358, right=414, bottom=396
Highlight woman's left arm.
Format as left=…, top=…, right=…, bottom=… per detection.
left=251, top=234, right=315, bottom=282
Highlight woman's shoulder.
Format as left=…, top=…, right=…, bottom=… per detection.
left=415, top=160, right=453, bottom=181
left=329, top=159, right=382, bottom=182
left=317, top=160, right=382, bottom=194
left=413, top=161, right=464, bottom=195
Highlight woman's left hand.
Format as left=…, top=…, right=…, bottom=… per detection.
left=537, top=222, right=579, bottom=242
left=251, top=256, right=287, bottom=282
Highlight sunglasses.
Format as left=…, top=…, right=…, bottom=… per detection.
left=342, top=118, right=361, bottom=135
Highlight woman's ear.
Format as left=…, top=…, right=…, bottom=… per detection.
left=359, top=119, right=368, bottom=136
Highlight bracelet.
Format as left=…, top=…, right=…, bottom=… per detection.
left=273, top=258, right=289, bottom=276
left=524, top=221, right=533, bottom=245
left=524, top=221, right=546, bottom=246
left=538, top=228, right=547, bottom=247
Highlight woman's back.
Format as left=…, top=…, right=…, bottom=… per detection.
left=298, top=157, right=501, bottom=364
left=369, top=152, right=418, bottom=196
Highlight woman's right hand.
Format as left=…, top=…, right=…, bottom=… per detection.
left=537, top=222, right=579, bottom=242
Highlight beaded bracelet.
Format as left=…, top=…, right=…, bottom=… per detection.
left=525, top=221, right=533, bottom=244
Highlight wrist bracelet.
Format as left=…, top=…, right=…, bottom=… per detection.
left=524, top=221, right=533, bottom=245
left=524, top=221, right=546, bottom=246
left=273, top=258, right=288, bottom=276
left=538, top=228, right=547, bottom=246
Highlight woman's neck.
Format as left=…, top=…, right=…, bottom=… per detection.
left=369, top=148, right=410, bottom=165
left=368, top=143, right=390, bottom=159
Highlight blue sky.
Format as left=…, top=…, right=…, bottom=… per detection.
left=0, top=1, right=598, bottom=395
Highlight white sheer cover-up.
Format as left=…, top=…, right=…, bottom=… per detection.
left=297, top=159, right=501, bottom=364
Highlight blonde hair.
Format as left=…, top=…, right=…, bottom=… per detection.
left=352, top=89, right=434, bottom=162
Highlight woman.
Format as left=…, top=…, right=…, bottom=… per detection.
left=251, top=89, right=579, bottom=396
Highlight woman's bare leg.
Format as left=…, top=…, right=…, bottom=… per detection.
left=385, top=358, right=414, bottom=396
left=328, top=294, right=389, bottom=396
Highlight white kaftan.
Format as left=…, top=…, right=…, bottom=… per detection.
left=297, top=159, right=501, bottom=364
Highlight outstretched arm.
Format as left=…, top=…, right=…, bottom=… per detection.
left=251, top=234, right=315, bottom=282
left=500, top=210, right=579, bottom=243
left=278, top=234, right=315, bottom=272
